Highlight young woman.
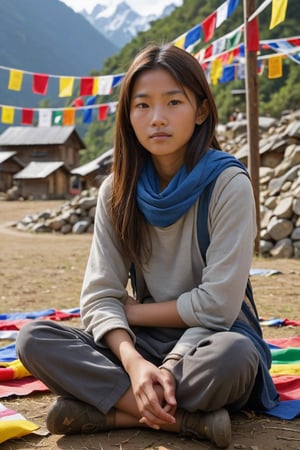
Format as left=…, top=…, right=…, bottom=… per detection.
left=17, top=44, right=279, bottom=449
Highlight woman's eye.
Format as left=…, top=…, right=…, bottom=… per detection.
left=169, top=99, right=181, bottom=106
left=136, top=102, right=148, bottom=109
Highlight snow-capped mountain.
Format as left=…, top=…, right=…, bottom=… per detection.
left=82, top=1, right=177, bottom=48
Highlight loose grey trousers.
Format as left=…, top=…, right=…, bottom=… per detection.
left=16, top=320, right=259, bottom=415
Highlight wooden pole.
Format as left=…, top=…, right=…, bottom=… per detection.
left=243, top=0, right=260, bottom=255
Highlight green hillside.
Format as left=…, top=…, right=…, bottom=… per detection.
left=82, top=0, right=300, bottom=162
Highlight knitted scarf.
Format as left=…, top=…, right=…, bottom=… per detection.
left=136, top=149, right=248, bottom=227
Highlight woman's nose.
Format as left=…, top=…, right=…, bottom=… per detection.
left=150, top=107, right=167, bottom=126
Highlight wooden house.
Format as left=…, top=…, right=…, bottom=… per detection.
left=0, top=126, right=85, bottom=170
left=14, top=161, right=70, bottom=199
left=71, top=148, right=113, bottom=192
left=0, top=151, right=24, bottom=192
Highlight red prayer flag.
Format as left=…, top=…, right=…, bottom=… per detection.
left=32, top=73, right=49, bottom=95
left=98, top=104, right=109, bottom=121
left=204, top=45, right=213, bottom=59
left=21, top=108, right=34, bottom=125
left=202, top=11, right=216, bottom=42
left=71, top=97, right=84, bottom=107
left=80, top=77, right=94, bottom=96
left=247, top=18, right=259, bottom=52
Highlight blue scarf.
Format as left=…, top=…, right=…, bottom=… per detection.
left=136, top=149, right=248, bottom=227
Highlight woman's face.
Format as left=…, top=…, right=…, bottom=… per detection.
left=129, top=68, right=206, bottom=175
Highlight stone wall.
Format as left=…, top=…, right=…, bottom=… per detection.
left=12, top=109, right=300, bottom=258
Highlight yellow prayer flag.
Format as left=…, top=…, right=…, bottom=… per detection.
left=93, top=77, right=99, bottom=95
left=210, top=59, right=223, bottom=85
left=1, top=106, right=15, bottom=124
left=173, top=35, right=186, bottom=49
left=269, top=0, right=288, bottom=30
left=268, top=55, right=283, bottom=78
left=63, top=108, right=75, bottom=126
left=8, top=69, right=24, bottom=91
left=59, top=77, right=74, bottom=97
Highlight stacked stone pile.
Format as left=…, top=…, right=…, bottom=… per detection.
left=14, top=187, right=98, bottom=235
left=12, top=109, right=300, bottom=258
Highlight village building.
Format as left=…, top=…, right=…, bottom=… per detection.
left=0, top=126, right=85, bottom=171
left=70, top=148, right=113, bottom=193
left=0, top=125, right=86, bottom=197
left=14, top=161, right=70, bottom=199
left=0, top=151, right=24, bottom=193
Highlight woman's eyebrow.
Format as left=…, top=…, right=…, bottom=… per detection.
left=132, top=89, right=185, bottom=99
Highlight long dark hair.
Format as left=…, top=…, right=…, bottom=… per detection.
left=111, top=43, right=220, bottom=264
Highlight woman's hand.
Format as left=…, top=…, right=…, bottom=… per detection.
left=127, top=357, right=177, bottom=429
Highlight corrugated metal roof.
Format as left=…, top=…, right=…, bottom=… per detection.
left=0, top=151, right=17, bottom=164
left=14, top=161, right=66, bottom=179
left=71, top=148, right=113, bottom=176
left=0, top=126, right=85, bottom=147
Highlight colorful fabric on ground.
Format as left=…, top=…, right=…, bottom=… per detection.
left=0, top=377, right=48, bottom=398
left=0, top=308, right=80, bottom=331
left=263, top=338, right=300, bottom=419
left=0, top=359, right=31, bottom=380
left=0, top=402, right=39, bottom=444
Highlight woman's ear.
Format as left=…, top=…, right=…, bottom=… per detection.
left=195, top=99, right=209, bottom=125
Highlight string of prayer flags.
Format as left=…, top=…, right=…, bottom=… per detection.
left=8, top=70, right=24, bottom=91
left=0, top=100, right=118, bottom=126
left=270, top=0, right=288, bottom=29
left=173, top=0, right=240, bottom=51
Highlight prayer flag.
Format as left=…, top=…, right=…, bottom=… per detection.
left=184, top=24, right=202, bottom=50
left=72, top=97, right=84, bottom=107
left=1, top=107, right=14, bottom=124
left=38, top=109, right=52, bottom=127
left=63, top=108, right=75, bottom=126
left=112, top=75, right=124, bottom=88
left=216, top=1, right=228, bottom=28
left=227, top=0, right=239, bottom=16
left=32, top=73, right=49, bottom=95
left=268, top=55, right=283, bottom=78
left=173, top=34, right=186, bottom=49
left=202, top=12, right=217, bottom=42
left=21, top=108, right=34, bottom=125
left=226, top=28, right=242, bottom=50
left=52, top=110, right=63, bottom=126
left=80, top=77, right=94, bottom=96
left=59, top=77, right=74, bottom=97
left=83, top=96, right=97, bottom=123
left=219, top=65, right=235, bottom=82
left=8, top=70, right=23, bottom=91
left=98, top=104, right=109, bottom=121
left=211, top=59, right=223, bottom=85
left=98, top=76, right=113, bottom=95
left=270, top=0, right=288, bottom=30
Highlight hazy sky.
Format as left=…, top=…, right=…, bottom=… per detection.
left=59, top=0, right=183, bottom=16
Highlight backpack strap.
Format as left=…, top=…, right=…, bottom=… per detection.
left=197, top=178, right=261, bottom=328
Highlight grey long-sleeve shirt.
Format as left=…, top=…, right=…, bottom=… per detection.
left=80, top=166, right=257, bottom=358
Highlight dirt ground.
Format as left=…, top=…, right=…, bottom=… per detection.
left=0, top=200, right=299, bottom=450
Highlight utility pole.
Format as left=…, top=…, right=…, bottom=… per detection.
left=243, top=0, right=260, bottom=255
